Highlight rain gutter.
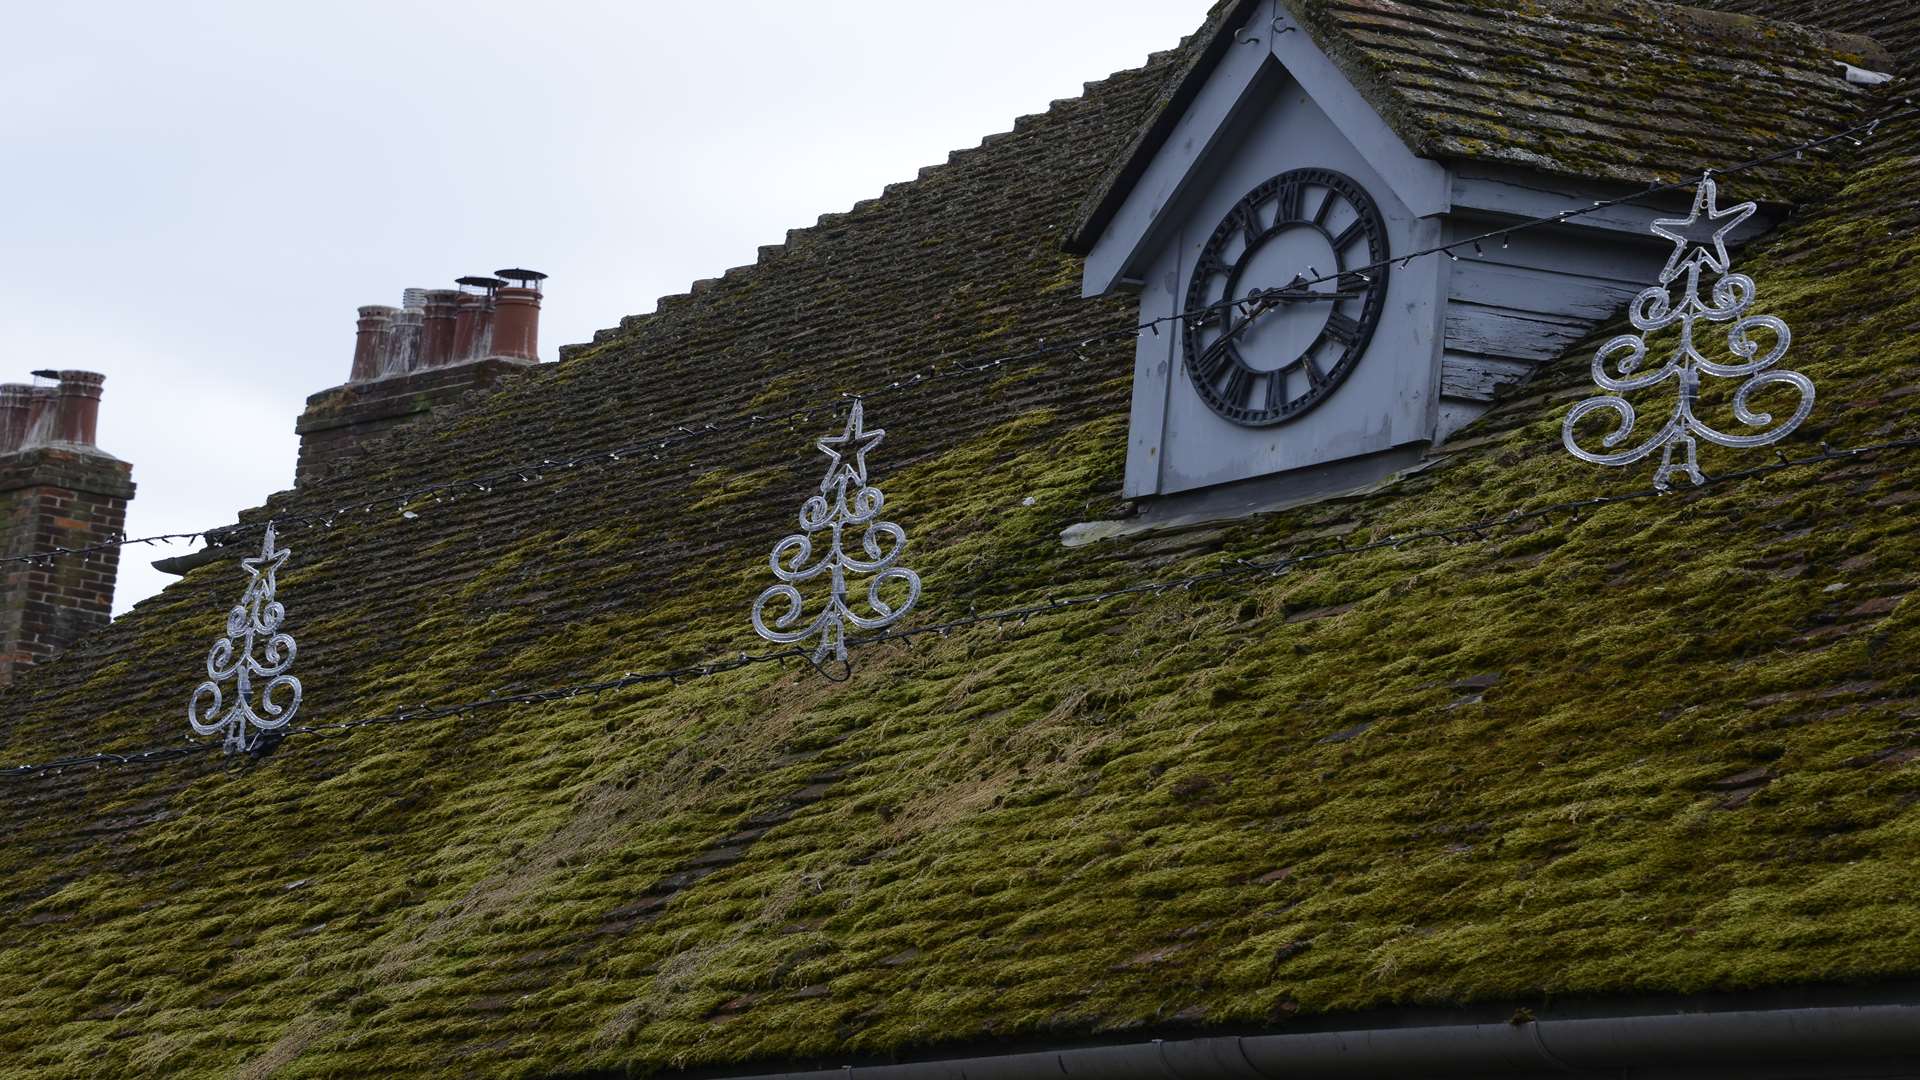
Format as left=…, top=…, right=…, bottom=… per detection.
left=714, top=1003, right=1920, bottom=1079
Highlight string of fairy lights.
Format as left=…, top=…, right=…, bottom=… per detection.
left=2, top=102, right=1910, bottom=571
left=1, top=100, right=1915, bottom=777
left=6, top=432, right=1918, bottom=778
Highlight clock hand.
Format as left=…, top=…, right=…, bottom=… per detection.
left=1250, top=288, right=1365, bottom=302
left=1207, top=286, right=1366, bottom=347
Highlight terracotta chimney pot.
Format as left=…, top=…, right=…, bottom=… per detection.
left=0, top=384, right=32, bottom=454
left=419, top=289, right=461, bottom=368
left=386, top=309, right=424, bottom=376
left=452, top=294, right=485, bottom=363
left=23, top=386, right=57, bottom=447
left=53, top=371, right=106, bottom=446
left=489, top=287, right=541, bottom=361
left=351, top=305, right=397, bottom=383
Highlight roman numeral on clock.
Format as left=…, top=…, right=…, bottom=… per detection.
left=1265, top=369, right=1290, bottom=413
left=1194, top=338, right=1240, bottom=382
left=1222, top=365, right=1252, bottom=407
left=1313, top=188, right=1337, bottom=226
left=1234, top=202, right=1262, bottom=247
left=1324, top=312, right=1361, bottom=345
left=1277, top=182, right=1300, bottom=222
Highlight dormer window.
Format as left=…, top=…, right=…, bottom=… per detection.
left=1065, top=0, right=1882, bottom=528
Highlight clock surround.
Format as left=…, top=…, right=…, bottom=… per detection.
left=1181, top=168, right=1391, bottom=427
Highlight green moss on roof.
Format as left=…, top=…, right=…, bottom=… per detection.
left=2, top=5, right=1920, bottom=1079
left=1704, top=0, right=1919, bottom=63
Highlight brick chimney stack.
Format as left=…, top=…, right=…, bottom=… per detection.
left=0, top=370, right=134, bottom=685
left=293, top=268, right=547, bottom=486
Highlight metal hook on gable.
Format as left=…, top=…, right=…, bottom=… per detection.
left=1234, top=24, right=1261, bottom=45
left=1272, top=17, right=1298, bottom=34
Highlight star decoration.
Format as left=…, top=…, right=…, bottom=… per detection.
left=240, top=523, right=291, bottom=593
left=816, top=400, right=885, bottom=491
left=1649, top=174, right=1756, bottom=286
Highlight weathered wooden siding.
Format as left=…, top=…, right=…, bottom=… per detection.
left=1434, top=170, right=1779, bottom=426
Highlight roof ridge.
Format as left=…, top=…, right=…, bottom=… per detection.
left=558, top=42, right=1203, bottom=366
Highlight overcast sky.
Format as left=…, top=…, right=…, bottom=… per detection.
left=0, top=1, right=1205, bottom=614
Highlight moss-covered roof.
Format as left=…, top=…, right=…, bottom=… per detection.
left=1070, top=0, right=1888, bottom=253
left=3, top=3, right=1918, bottom=1077
left=1290, top=0, right=1888, bottom=191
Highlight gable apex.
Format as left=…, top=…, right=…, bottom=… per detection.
left=1071, top=0, right=1449, bottom=297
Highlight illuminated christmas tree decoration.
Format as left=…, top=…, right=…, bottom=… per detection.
left=1564, top=174, right=1813, bottom=489
left=751, top=401, right=921, bottom=666
left=189, top=522, right=303, bottom=753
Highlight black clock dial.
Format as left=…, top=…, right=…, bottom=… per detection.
left=1181, top=168, right=1391, bottom=427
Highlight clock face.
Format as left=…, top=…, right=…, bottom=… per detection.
left=1182, top=168, right=1391, bottom=427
